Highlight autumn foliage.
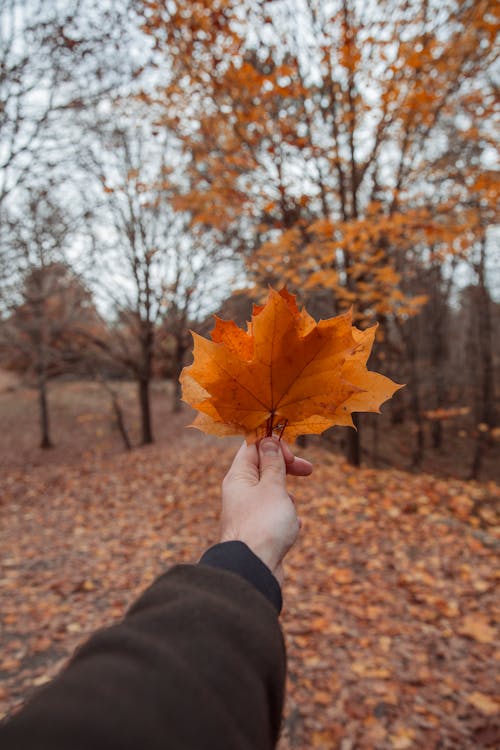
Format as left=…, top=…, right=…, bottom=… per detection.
left=133, top=0, right=499, bottom=473
left=139, top=0, right=498, bottom=321
left=181, top=288, right=402, bottom=441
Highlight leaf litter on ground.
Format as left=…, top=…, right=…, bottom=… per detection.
left=0, top=428, right=498, bottom=749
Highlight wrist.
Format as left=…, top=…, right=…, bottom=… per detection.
left=219, top=533, right=279, bottom=576
left=200, top=541, right=283, bottom=613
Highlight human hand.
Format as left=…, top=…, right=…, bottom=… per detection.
left=220, top=437, right=313, bottom=585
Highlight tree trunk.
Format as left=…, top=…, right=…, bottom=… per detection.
left=469, top=239, right=496, bottom=480
left=476, top=260, right=496, bottom=431
left=429, top=264, right=448, bottom=451
left=412, top=421, right=424, bottom=469
left=172, top=377, right=182, bottom=413
left=399, top=318, right=424, bottom=468
left=470, top=430, right=487, bottom=482
left=346, top=414, right=361, bottom=466
left=38, top=375, right=53, bottom=449
left=409, top=371, right=424, bottom=469
left=172, top=337, right=188, bottom=413
left=138, top=376, right=153, bottom=445
left=113, top=393, right=132, bottom=450
left=138, top=318, right=154, bottom=445
left=431, top=420, right=442, bottom=451
left=98, top=376, right=132, bottom=450
left=390, top=400, right=405, bottom=425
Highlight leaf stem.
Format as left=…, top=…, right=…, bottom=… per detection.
left=265, top=413, right=274, bottom=437
left=265, top=414, right=288, bottom=440
left=277, top=419, right=288, bottom=440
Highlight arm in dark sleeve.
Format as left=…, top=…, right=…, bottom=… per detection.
left=0, top=544, right=286, bottom=750
left=199, top=540, right=283, bottom=613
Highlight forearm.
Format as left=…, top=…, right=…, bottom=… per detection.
left=0, top=558, right=286, bottom=750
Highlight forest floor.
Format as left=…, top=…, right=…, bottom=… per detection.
left=0, top=377, right=499, bottom=749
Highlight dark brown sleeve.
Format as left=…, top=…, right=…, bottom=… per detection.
left=0, top=563, right=286, bottom=750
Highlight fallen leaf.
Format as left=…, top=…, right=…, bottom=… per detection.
left=330, top=567, right=354, bottom=585
left=31, top=674, right=51, bottom=687
left=458, top=614, right=496, bottom=644
left=351, top=660, right=391, bottom=678
left=467, top=691, right=499, bottom=716
left=390, top=726, right=416, bottom=749
left=313, top=690, right=332, bottom=706
left=0, top=658, right=20, bottom=671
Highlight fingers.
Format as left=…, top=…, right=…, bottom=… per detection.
left=281, top=441, right=313, bottom=476
left=258, top=437, right=286, bottom=483
left=224, top=440, right=259, bottom=485
left=225, top=437, right=312, bottom=486
left=286, top=456, right=313, bottom=476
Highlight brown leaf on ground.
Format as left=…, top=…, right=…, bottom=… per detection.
left=1, top=415, right=499, bottom=749
left=466, top=692, right=500, bottom=716
left=457, top=615, right=497, bottom=644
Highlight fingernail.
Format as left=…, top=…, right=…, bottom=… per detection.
left=260, top=438, right=279, bottom=454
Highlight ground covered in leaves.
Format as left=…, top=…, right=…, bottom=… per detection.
left=1, top=381, right=499, bottom=748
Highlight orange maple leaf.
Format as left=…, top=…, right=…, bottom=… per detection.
left=180, top=287, right=403, bottom=442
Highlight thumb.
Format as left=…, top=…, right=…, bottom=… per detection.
left=258, top=438, right=286, bottom=483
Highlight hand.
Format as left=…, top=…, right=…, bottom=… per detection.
left=220, top=437, right=313, bottom=585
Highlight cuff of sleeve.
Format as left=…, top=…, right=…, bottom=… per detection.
left=199, top=541, right=282, bottom=614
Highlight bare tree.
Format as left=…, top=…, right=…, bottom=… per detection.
left=0, top=0, right=135, bottom=204
left=0, top=191, right=98, bottom=447
left=81, top=115, right=233, bottom=443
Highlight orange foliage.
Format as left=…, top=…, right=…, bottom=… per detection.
left=137, top=0, right=498, bottom=324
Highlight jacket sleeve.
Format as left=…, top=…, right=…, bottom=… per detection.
left=0, top=542, right=286, bottom=750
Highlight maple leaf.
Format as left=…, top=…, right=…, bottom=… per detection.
left=180, top=288, right=403, bottom=442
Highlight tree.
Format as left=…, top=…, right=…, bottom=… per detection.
left=137, top=0, right=497, bottom=464
left=1, top=258, right=97, bottom=449
left=81, top=112, right=233, bottom=442
left=0, top=0, right=144, bottom=309
left=1, top=0, right=138, bottom=204
left=466, top=193, right=498, bottom=479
